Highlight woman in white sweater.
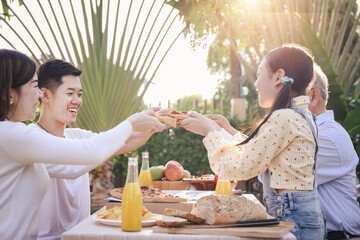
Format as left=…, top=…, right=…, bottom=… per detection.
left=0, top=49, right=165, bottom=240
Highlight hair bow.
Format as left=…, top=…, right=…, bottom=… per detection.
left=281, top=76, right=294, bottom=85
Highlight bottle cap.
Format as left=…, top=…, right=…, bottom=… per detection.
left=142, top=151, right=149, bottom=159
left=128, top=157, right=138, bottom=165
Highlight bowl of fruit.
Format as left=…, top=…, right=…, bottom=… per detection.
left=150, top=160, right=191, bottom=190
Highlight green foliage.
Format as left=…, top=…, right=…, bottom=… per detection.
left=172, top=94, right=203, bottom=112
left=111, top=152, right=137, bottom=187
left=344, top=98, right=360, bottom=174
left=170, top=0, right=360, bottom=120
left=111, top=85, right=252, bottom=184
left=23, top=108, right=40, bottom=125
left=211, top=78, right=231, bottom=116
left=111, top=89, right=263, bottom=185
left=111, top=127, right=212, bottom=185
left=0, top=0, right=21, bottom=19
left=137, top=127, right=211, bottom=177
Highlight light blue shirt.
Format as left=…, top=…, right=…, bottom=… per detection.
left=316, top=110, right=360, bottom=234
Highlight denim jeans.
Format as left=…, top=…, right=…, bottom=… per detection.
left=263, top=189, right=327, bottom=240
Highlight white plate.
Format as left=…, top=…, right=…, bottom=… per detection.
left=92, top=214, right=161, bottom=227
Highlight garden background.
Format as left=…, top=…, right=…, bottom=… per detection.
left=1, top=0, right=359, bottom=193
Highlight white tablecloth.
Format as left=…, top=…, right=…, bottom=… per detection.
left=61, top=207, right=296, bottom=240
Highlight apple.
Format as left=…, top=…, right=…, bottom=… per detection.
left=164, top=160, right=184, bottom=181
left=183, top=170, right=191, bottom=179
left=149, top=166, right=165, bottom=180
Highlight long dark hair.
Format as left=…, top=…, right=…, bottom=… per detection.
left=240, top=44, right=314, bottom=145
left=0, top=49, right=37, bottom=121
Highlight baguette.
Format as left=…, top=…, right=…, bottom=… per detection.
left=191, top=195, right=267, bottom=225
left=164, top=208, right=205, bottom=224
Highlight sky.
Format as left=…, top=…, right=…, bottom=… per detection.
left=142, top=35, right=222, bottom=107
left=0, top=1, right=222, bottom=108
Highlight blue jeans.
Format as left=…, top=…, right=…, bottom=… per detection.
left=263, top=189, right=327, bottom=240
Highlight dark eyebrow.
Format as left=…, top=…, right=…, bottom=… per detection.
left=67, top=88, right=83, bottom=92
left=32, top=80, right=38, bottom=83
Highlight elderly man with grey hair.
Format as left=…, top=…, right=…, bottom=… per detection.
left=308, top=64, right=360, bottom=240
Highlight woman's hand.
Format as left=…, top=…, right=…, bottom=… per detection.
left=127, top=111, right=165, bottom=133
left=205, top=114, right=239, bottom=136
left=178, top=111, right=215, bottom=136
left=141, top=107, right=160, bottom=116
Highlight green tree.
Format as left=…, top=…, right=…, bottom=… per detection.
left=169, top=0, right=359, bottom=118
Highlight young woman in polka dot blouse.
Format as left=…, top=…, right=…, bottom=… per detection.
left=179, top=44, right=326, bottom=240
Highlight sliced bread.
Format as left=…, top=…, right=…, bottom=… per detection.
left=164, top=208, right=205, bottom=224
left=156, top=216, right=187, bottom=228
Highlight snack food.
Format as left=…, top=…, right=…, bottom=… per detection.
left=156, top=216, right=187, bottom=228
left=191, top=195, right=267, bottom=225
left=110, top=186, right=188, bottom=202
left=155, top=110, right=190, bottom=128
left=96, top=205, right=156, bottom=221
left=164, top=208, right=205, bottom=224
left=156, top=115, right=177, bottom=128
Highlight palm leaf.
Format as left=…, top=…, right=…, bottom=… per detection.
left=0, top=0, right=184, bottom=132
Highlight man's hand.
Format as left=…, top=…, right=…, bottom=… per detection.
left=127, top=111, right=165, bottom=133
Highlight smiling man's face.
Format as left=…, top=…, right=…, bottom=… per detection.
left=46, top=75, right=83, bottom=125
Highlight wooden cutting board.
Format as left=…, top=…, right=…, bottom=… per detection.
left=152, top=221, right=294, bottom=238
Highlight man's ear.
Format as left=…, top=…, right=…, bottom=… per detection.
left=40, top=88, right=51, bottom=103
left=309, top=88, right=320, bottom=106
left=274, top=69, right=286, bottom=87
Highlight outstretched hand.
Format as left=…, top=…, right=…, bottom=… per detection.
left=205, top=114, right=238, bottom=136
left=127, top=111, right=166, bottom=134
left=178, top=111, right=215, bottom=136
left=141, top=107, right=161, bottom=116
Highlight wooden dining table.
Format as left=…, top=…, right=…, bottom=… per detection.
left=60, top=207, right=296, bottom=240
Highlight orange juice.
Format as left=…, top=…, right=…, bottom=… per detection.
left=139, top=170, right=152, bottom=186
left=215, top=180, right=233, bottom=195
left=121, top=182, right=142, bottom=231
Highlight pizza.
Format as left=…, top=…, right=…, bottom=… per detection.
left=156, top=115, right=177, bottom=128
left=155, top=110, right=190, bottom=128
left=110, top=186, right=188, bottom=202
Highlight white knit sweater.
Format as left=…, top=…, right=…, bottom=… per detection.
left=0, top=120, right=132, bottom=240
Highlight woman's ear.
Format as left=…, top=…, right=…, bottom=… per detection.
left=274, top=69, right=286, bottom=87
left=9, top=89, right=18, bottom=104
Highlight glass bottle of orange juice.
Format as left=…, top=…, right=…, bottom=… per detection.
left=121, top=157, right=142, bottom=232
left=139, top=151, right=152, bottom=186
left=215, top=156, right=233, bottom=195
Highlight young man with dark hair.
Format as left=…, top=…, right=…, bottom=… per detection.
left=31, top=59, right=156, bottom=240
